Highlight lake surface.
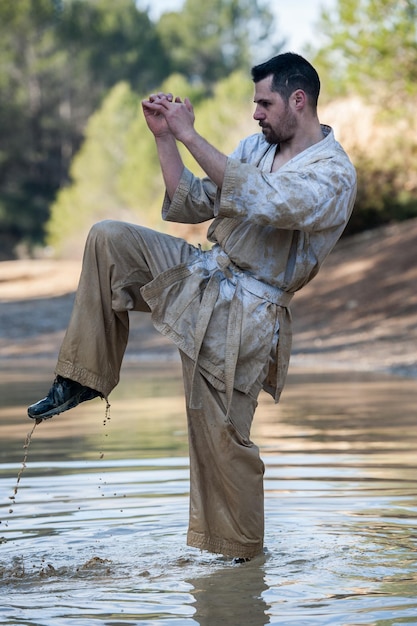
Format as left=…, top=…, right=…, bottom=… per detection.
left=1, top=361, right=416, bottom=625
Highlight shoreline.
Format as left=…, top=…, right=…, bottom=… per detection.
left=1, top=219, right=416, bottom=381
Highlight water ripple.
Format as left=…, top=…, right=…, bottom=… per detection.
left=1, top=369, right=416, bottom=625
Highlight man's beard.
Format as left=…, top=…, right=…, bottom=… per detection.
left=261, top=125, right=281, bottom=145
left=260, top=109, right=297, bottom=145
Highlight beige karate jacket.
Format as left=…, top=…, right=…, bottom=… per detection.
left=142, top=126, right=357, bottom=408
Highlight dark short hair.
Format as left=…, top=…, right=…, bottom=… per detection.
left=251, top=52, right=320, bottom=107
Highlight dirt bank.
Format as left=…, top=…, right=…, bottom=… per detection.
left=291, top=219, right=417, bottom=377
left=0, top=218, right=416, bottom=377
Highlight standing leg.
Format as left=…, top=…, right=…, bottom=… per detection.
left=180, top=352, right=267, bottom=559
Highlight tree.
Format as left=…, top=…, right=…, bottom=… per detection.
left=47, top=71, right=256, bottom=257
left=0, top=0, right=169, bottom=258
left=156, top=0, right=283, bottom=86
left=58, top=0, right=170, bottom=95
left=306, top=0, right=417, bottom=233
left=46, top=82, right=140, bottom=257
left=0, top=0, right=282, bottom=258
left=310, top=0, right=417, bottom=105
left=0, top=0, right=67, bottom=257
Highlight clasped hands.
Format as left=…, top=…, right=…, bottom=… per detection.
left=142, top=92, right=195, bottom=143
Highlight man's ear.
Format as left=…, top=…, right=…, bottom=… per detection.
left=292, top=89, right=307, bottom=110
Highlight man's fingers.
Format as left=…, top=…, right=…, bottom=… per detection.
left=148, top=92, right=173, bottom=103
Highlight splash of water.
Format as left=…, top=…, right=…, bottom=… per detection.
left=8, top=419, right=41, bottom=514
left=99, top=400, right=111, bottom=460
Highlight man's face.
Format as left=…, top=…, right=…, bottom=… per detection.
left=253, top=75, right=297, bottom=145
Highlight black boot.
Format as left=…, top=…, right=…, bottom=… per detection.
left=27, top=375, right=102, bottom=421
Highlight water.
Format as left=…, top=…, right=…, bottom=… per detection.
left=1, top=362, right=416, bottom=625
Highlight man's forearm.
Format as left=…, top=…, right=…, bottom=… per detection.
left=181, top=131, right=227, bottom=189
left=154, top=134, right=184, bottom=201
left=144, top=94, right=227, bottom=191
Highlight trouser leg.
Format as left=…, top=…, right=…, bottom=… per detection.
left=180, top=351, right=266, bottom=559
left=56, top=219, right=195, bottom=398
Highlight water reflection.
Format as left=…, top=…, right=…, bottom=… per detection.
left=0, top=363, right=417, bottom=624
left=187, top=555, right=269, bottom=626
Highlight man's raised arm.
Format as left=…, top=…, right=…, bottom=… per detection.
left=143, top=93, right=227, bottom=191
left=142, top=93, right=184, bottom=201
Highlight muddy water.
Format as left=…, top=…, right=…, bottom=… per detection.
left=0, top=362, right=416, bottom=625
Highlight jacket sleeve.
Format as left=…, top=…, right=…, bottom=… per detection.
left=160, top=139, right=250, bottom=225
left=217, top=151, right=357, bottom=233
left=162, top=167, right=218, bottom=224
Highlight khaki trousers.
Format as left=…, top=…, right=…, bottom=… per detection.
left=56, top=220, right=266, bottom=558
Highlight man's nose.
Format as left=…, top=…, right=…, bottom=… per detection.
left=253, top=106, right=264, bottom=121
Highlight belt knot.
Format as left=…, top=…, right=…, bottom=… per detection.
left=215, top=254, right=234, bottom=280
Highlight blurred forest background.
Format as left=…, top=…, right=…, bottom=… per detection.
left=1, top=0, right=417, bottom=259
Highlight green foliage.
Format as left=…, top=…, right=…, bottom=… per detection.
left=5, top=0, right=417, bottom=256
left=0, top=0, right=68, bottom=257
left=0, top=0, right=283, bottom=258
left=47, top=71, right=256, bottom=256
left=0, top=0, right=170, bottom=258
left=195, top=70, right=254, bottom=151
left=118, top=74, right=207, bottom=215
left=311, top=0, right=417, bottom=105
left=309, top=0, right=417, bottom=232
left=47, top=83, right=139, bottom=256
left=58, top=0, right=170, bottom=94
left=346, top=127, right=417, bottom=235
left=156, top=0, right=282, bottom=85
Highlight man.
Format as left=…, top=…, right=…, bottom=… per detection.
left=28, top=53, right=357, bottom=561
